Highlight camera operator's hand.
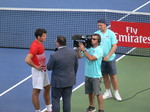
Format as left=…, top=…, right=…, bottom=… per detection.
left=78, top=42, right=85, bottom=51
left=77, top=42, right=84, bottom=59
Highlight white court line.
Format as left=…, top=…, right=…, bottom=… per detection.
left=116, top=48, right=136, bottom=62
left=41, top=53, right=126, bottom=112
left=41, top=82, right=85, bottom=112
left=118, top=0, right=150, bottom=21
left=41, top=48, right=138, bottom=111
left=0, top=1, right=149, bottom=98
left=0, top=75, right=32, bottom=97
left=0, top=0, right=149, bottom=111
left=42, top=1, right=150, bottom=112
left=107, top=1, right=150, bottom=28
left=132, top=1, right=150, bottom=12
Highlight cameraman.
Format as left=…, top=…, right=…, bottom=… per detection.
left=77, top=34, right=104, bottom=112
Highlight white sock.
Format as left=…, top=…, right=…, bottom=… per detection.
left=106, top=89, right=111, bottom=93
left=35, top=110, right=41, bottom=112
left=46, top=104, right=52, bottom=111
left=114, top=90, right=119, bottom=94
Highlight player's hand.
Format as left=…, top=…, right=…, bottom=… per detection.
left=35, top=66, right=44, bottom=71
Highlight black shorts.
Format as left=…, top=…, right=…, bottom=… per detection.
left=101, top=60, right=117, bottom=75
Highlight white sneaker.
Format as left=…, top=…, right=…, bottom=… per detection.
left=103, top=91, right=112, bottom=99
left=114, top=92, right=122, bottom=101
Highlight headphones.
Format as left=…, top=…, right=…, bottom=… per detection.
left=93, top=34, right=101, bottom=44
left=98, top=36, right=101, bottom=43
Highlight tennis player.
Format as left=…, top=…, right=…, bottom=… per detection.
left=25, top=28, right=52, bottom=112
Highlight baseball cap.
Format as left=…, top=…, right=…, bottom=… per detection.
left=97, top=18, right=108, bottom=26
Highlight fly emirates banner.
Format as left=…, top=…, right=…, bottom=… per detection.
left=111, top=21, right=150, bottom=48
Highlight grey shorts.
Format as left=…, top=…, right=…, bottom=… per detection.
left=101, top=60, right=117, bottom=75
left=85, top=76, right=102, bottom=96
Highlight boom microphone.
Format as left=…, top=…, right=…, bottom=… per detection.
left=72, top=34, right=84, bottom=40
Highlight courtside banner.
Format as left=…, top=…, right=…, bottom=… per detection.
left=111, top=21, right=150, bottom=48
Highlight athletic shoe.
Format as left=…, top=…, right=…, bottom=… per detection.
left=114, top=92, right=122, bottom=101
left=103, top=91, right=112, bottom=99
left=83, top=106, right=96, bottom=112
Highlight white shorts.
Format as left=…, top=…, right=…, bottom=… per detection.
left=32, top=67, right=50, bottom=89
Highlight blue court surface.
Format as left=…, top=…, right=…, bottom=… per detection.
left=0, top=0, right=149, bottom=112
left=0, top=48, right=85, bottom=112
left=0, top=48, right=123, bottom=112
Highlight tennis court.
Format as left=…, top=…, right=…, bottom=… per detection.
left=69, top=55, right=150, bottom=112
left=0, top=0, right=150, bottom=112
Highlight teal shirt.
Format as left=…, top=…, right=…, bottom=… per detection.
left=95, top=29, right=117, bottom=61
left=82, top=46, right=103, bottom=78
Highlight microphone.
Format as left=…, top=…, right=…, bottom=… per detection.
left=72, top=34, right=84, bottom=40
left=54, top=48, right=58, bottom=51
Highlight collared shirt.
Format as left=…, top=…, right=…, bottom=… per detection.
left=82, top=46, right=103, bottom=78
left=95, top=29, right=117, bottom=61
left=29, top=40, right=46, bottom=70
left=58, top=46, right=66, bottom=49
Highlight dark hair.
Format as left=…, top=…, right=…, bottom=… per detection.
left=34, top=28, right=47, bottom=38
left=93, top=34, right=101, bottom=44
left=56, top=36, right=66, bottom=46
